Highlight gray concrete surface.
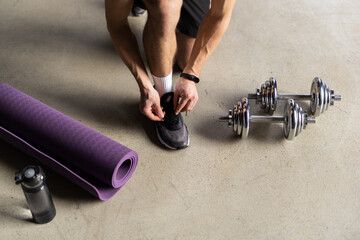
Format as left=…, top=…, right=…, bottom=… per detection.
left=1, top=0, right=360, bottom=239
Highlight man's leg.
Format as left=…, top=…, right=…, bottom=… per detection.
left=142, top=0, right=182, bottom=97
left=175, top=32, right=196, bottom=70
left=141, top=0, right=190, bottom=150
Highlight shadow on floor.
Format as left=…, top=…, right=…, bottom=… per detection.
left=0, top=0, right=163, bottom=147
left=195, top=115, right=285, bottom=144
left=30, top=86, right=164, bottom=149
left=0, top=140, right=98, bottom=202
left=0, top=1, right=164, bottom=222
left=0, top=194, right=33, bottom=224
left=194, top=94, right=286, bottom=144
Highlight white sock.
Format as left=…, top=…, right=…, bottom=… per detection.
left=152, top=71, right=174, bottom=97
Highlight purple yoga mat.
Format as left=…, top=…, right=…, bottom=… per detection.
left=0, top=83, right=138, bottom=200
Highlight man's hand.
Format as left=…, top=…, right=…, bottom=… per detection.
left=173, top=78, right=199, bottom=115
left=140, top=87, right=164, bottom=121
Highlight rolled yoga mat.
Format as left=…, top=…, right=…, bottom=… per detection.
left=0, top=83, right=138, bottom=200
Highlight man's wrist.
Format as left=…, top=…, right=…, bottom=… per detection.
left=182, top=66, right=199, bottom=78
left=180, top=73, right=200, bottom=83
left=137, top=77, right=154, bottom=94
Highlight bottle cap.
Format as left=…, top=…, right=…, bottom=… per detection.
left=15, top=165, right=43, bottom=185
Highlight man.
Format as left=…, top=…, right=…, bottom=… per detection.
left=105, top=0, right=236, bottom=149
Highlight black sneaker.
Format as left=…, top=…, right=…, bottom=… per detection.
left=131, top=2, right=146, bottom=17
left=155, top=92, right=190, bottom=150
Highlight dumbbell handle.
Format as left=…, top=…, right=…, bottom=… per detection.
left=250, top=115, right=285, bottom=122
left=220, top=115, right=316, bottom=123
left=278, top=93, right=312, bottom=100
left=248, top=92, right=342, bottom=101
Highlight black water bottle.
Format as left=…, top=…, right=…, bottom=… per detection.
left=15, top=165, right=56, bottom=224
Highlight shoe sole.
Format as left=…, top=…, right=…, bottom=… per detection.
left=155, top=125, right=190, bottom=150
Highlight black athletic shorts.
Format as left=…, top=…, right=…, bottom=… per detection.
left=134, top=0, right=210, bottom=38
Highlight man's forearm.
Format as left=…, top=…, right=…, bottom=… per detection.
left=107, top=20, right=152, bottom=92
left=183, top=1, right=236, bottom=77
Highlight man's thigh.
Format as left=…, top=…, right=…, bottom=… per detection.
left=140, top=0, right=182, bottom=12
left=133, top=0, right=210, bottom=38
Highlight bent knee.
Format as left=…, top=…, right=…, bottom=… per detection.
left=145, top=0, right=182, bottom=32
left=145, top=0, right=182, bottom=12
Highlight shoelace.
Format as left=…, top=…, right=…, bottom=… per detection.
left=164, top=111, right=180, bottom=129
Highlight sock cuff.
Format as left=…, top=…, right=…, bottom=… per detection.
left=152, top=70, right=174, bottom=97
left=152, top=70, right=173, bottom=82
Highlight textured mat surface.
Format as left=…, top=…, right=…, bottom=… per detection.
left=0, top=83, right=138, bottom=200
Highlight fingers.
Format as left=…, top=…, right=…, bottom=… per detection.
left=175, top=97, right=188, bottom=115
left=143, top=108, right=163, bottom=121
left=173, top=90, right=180, bottom=110
left=178, top=98, right=198, bottom=113
left=174, top=78, right=198, bottom=114
left=139, top=88, right=165, bottom=121
left=148, top=114, right=163, bottom=121
left=175, top=94, right=199, bottom=114
left=153, top=104, right=165, bottom=119
left=140, top=104, right=164, bottom=121
left=175, top=90, right=198, bottom=114
left=181, top=100, right=194, bottom=112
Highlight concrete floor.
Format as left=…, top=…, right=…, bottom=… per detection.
left=1, top=0, right=360, bottom=239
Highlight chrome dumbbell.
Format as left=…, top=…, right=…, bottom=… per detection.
left=219, top=98, right=315, bottom=140
left=247, top=77, right=342, bottom=116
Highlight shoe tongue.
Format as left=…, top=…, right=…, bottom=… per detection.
left=160, top=92, right=175, bottom=113
left=160, top=92, right=182, bottom=131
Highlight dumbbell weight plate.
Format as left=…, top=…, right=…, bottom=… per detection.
left=236, top=102, right=242, bottom=136
left=283, top=99, right=299, bottom=140
left=300, top=107, right=305, bottom=135
left=323, top=84, right=328, bottom=113
left=325, top=84, right=330, bottom=111
left=283, top=100, right=290, bottom=139
left=296, top=106, right=304, bottom=136
left=233, top=105, right=238, bottom=133
left=268, top=77, right=278, bottom=114
left=310, top=77, right=325, bottom=117
left=265, top=80, right=270, bottom=112
left=260, top=83, right=266, bottom=109
left=241, top=98, right=250, bottom=139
